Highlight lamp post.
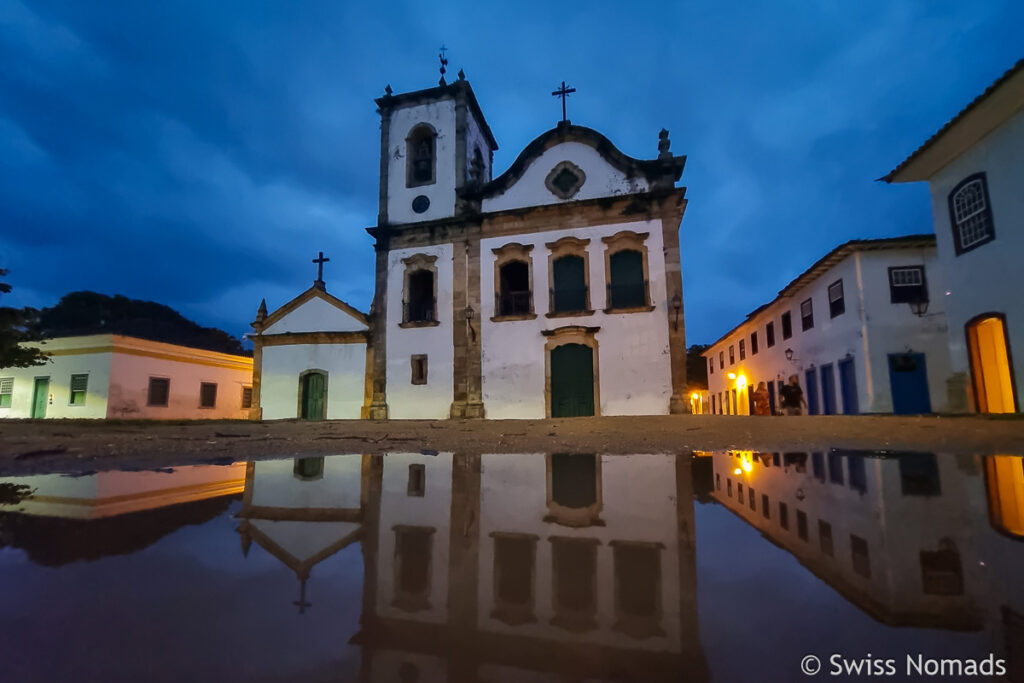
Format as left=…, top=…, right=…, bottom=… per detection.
left=671, top=294, right=682, bottom=331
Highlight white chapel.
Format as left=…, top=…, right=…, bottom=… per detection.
left=252, top=71, right=689, bottom=420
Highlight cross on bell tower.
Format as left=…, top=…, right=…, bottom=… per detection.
left=551, top=81, right=576, bottom=123
left=312, top=251, right=329, bottom=290
left=293, top=577, right=312, bottom=615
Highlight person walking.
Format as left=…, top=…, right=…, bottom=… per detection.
left=779, top=375, right=806, bottom=416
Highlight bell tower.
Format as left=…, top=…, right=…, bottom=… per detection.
left=375, top=72, right=498, bottom=226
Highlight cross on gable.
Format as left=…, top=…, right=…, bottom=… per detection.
left=551, top=81, right=576, bottom=123
left=313, top=251, right=330, bottom=289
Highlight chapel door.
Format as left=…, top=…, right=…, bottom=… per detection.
left=300, top=372, right=326, bottom=420
left=31, top=377, right=49, bottom=418
left=550, top=344, right=595, bottom=417
left=888, top=353, right=932, bottom=414
left=967, top=315, right=1018, bottom=413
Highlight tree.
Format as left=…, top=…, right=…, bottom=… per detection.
left=0, top=269, right=49, bottom=368
left=685, top=343, right=710, bottom=390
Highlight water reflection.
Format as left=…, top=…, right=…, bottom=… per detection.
left=704, top=450, right=1024, bottom=680
left=1, top=451, right=1023, bottom=681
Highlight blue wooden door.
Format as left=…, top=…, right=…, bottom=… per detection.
left=839, top=357, right=859, bottom=414
left=805, top=368, right=819, bottom=415
left=889, top=353, right=932, bottom=414
left=820, top=364, right=836, bottom=415
left=551, top=344, right=595, bottom=417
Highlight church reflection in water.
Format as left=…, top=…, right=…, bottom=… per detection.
left=236, top=451, right=708, bottom=682
left=704, top=449, right=1024, bottom=681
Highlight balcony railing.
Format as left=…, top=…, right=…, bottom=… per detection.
left=496, top=290, right=532, bottom=317
left=607, top=281, right=648, bottom=309
left=403, top=299, right=437, bottom=323
left=550, top=286, right=588, bottom=313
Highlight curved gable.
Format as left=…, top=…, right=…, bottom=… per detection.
left=472, top=124, right=684, bottom=213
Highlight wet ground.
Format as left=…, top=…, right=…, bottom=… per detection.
left=1, top=447, right=1023, bottom=681
left=1, top=414, right=1023, bottom=476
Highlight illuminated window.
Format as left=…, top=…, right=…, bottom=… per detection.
left=200, top=382, right=217, bottom=408
left=889, top=266, right=928, bottom=304
left=0, top=377, right=12, bottom=408
left=828, top=280, right=845, bottom=318
left=948, top=173, right=995, bottom=254
left=781, top=311, right=793, bottom=339
left=147, top=377, right=170, bottom=407
left=800, top=298, right=814, bottom=331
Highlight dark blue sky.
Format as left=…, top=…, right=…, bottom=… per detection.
left=1, top=1, right=1021, bottom=345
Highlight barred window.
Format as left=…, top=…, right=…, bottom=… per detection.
left=148, top=377, right=170, bottom=407
left=70, top=374, right=88, bottom=406
left=0, top=377, right=13, bottom=408
left=200, top=382, right=217, bottom=408
left=828, top=279, right=845, bottom=318
left=241, top=386, right=253, bottom=409
left=948, top=173, right=994, bottom=254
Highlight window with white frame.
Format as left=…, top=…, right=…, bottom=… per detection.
left=948, top=173, right=994, bottom=254
left=800, top=298, right=814, bottom=331
left=828, top=279, right=845, bottom=318
left=889, top=266, right=928, bottom=304
left=0, top=377, right=12, bottom=408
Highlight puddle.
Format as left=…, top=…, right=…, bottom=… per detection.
left=0, top=451, right=1022, bottom=681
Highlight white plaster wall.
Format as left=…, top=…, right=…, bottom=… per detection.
left=376, top=452, right=454, bottom=624
left=249, top=456, right=363, bottom=509
left=477, top=453, right=682, bottom=651
left=926, top=110, right=1024, bottom=409
left=260, top=343, right=367, bottom=419
left=705, top=248, right=952, bottom=414
left=386, top=243, right=454, bottom=419
left=249, top=519, right=360, bottom=563
left=0, top=350, right=111, bottom=419
left=262, top=296, right=368, bottom=335
left=480, top=220, right=671, bottom=418
left=386, top=100, right=457, bottom=224
left=109, top=350, right=251, bottom=419
left=482, top=142, right=649, bottom=213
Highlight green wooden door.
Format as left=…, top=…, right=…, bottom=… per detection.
left=550, top=344, right=595, bottom=417
left=31, top=377, right=49, bottom=418
left=300, top=372, right=326, bottom=420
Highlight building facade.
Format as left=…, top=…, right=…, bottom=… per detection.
left=884, top=58, right=1024, bottom=413
left=0, top=334, right=253, bottom=419
left=249, top=283, right=371, bottom=420
left=703, top=236, right=954, bottom=415
left=367, top=74, right=688, bottom=419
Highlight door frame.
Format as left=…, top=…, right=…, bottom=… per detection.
left=543, top=325, right=601, bottom=418
left=888, top=352, right=932, bottom=415
left=32, top=376, right=50, bottom=419
left=297, top=369, right=329, bottom=420
left=965, top=312, right=1019, bottom=413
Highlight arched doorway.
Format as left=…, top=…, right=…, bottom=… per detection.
left=299, top=371, right=327, bottom=420
left=966, top=314, right=1018, bottom=413
left=550, top=343, right=595, bottom=417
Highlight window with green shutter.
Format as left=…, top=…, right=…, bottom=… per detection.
left=552, top=255, right=587, bottom=313
left=69, top=374, right=88, bottom=406
left=0, top=377, right=13, bottom=408
left=608, top=249, right=646, bottom=309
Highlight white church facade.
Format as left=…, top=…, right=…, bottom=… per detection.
left=883, top=57, right=1023, bottom=414
left=252, top=74, right=689, bottom=420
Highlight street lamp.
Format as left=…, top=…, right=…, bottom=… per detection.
left=909, top=300, right=929, bottom=317
left=785, top=348, right=795, bottom=362
left=671, top=294, right=683, bottom=331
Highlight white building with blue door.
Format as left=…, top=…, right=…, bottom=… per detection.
left=703, top=235, right=955, bottom=415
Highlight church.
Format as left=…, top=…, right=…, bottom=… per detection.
left=251, top=71, right=689, bottom=420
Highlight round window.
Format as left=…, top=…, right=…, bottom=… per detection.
left=412, top=195, right=430, bottom=214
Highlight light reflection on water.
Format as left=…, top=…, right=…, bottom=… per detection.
left=0, top=451, right=1021, bottom=682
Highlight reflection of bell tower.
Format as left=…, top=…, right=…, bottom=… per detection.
left=375, top=74, right=498, bottom=226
